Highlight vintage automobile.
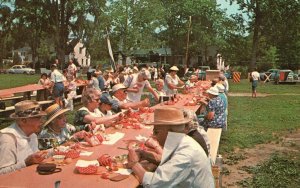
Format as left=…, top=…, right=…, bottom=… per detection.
left=259, top=69, right=280, bottom=81
left=7, top=65, right=35, bottom=74
left=274, top=70, right=298, bottom=84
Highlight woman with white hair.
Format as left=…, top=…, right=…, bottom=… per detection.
left=164, top=66, right=185, bottom=95
left=73, top=88, right=120, bottom=131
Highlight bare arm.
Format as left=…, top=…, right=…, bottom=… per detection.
left=147, top=86, right=159, bottom=102
left=83, top=113, right=120, bottom=125
left=119, top=99, right=149, bottom=110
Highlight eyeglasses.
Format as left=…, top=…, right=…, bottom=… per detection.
left=93, top=98, right=100, bottom=102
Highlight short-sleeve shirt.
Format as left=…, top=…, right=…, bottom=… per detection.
left=51, top=69, right=64, bottom=83
left=74, top=107, right=102, bottom=131
left=202, top=96, right=226, bottom=128
left=67, top=64, right=77, bottom=77
left=38, top=124, right=75, bottom=149
left=164, top=74, right=180, bottom=95
left=123, top=74, right=151, bottom=102
left=251, top=71, right=260, bottom=81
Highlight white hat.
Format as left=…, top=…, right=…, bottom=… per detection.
left=112, top=84, right=127, bottom=93
left=206, top=87, right=219, bottom=96
left=215, top=83, right=225, bottom=93
left=169, top=66, right=179, bottom=71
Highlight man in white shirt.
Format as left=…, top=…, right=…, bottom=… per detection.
left=67, top=59, right=77, bottom=80
left=0, top=100, right=47, bottom=174
left=110, top=84, right=149, bottom=113
left=50, top=64, right=65, bottom=107
left=123, top=69, right=157, bottom=102
left=251, top=68, right=260, bottom=98
left=127, top=107, right=215, bottom=188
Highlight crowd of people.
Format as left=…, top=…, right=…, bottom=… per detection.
left=0, top=61, right=230, bottom=187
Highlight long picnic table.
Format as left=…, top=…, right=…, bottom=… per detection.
left=0, top=86, right=223, bottom=187
left=0, top=84, right=45, bottom=99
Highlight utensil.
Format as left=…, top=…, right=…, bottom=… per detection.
left=117, top=147, right=128, bottom=150
left=54, top=180, right=61, bottom=188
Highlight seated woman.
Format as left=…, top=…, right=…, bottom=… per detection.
left=164, top=66, right=185, bottom=95
left=38, top=104, right=88, bottom=150
left=150, top=79, right=166, bottom=105
left=74, top=87, right=120, bottom=131
left=37, top=73, right=51, bottom=101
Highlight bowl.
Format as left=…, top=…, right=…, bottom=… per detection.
left=53, top=155, right=65, bottom=164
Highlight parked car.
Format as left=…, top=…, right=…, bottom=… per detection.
left=274, top=70, right=298, bottom=84
left=198, top=66, right=210, bottom=80
left=259, top=69, right=280, bottom=81
left=7, top=65, right=35, bottom=74
left=224, top=72, right=232, bottom=79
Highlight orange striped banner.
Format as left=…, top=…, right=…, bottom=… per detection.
left=233, top=72, right=241, bottom=83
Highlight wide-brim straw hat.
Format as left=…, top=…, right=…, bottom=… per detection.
left=10, top=100, right=46, bottom=119
left=146, top=107, right=191, bottom=126
left=206, top=87, right=219, bottom=96
left=112, top=84, right=127, bottom=93
left=43, top=104, right=69, bottom=126
left=169, top=66, right=179, bottom=71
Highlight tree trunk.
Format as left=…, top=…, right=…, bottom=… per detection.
left=250, top=0, right=261, bottom=71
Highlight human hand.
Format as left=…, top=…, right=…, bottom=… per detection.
left=139, top=150, right=162, bottom=165
left=127, top=149, right=141, bottom=168
left=142, top=98, right=150, bottom=107
left=25, top=152, right=46, bottom=166
left=73, top=130, right=89, bottom=140
left=145, top=138, right=162, bottom=154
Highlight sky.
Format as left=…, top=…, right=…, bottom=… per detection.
left=217, top=0, right=241, bottom=15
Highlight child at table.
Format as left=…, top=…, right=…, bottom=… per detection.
left=37, top=73, right=51, bottom=101
left=64, top=76, right=77, bottom=111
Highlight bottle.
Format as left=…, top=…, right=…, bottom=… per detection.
left=215, top=155, right=223, bottom=188
left=160, top=96, right=164, bottom=105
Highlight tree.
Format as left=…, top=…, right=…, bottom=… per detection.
left=0, top=3, right=13, bottom=64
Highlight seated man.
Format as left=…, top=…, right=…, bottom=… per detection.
left=110, top=84, right=149, bottom=113
left=0, top=100, right=47, bottom=174
left=127, top=107, right=215, bottom=187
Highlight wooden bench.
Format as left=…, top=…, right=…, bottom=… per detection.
left=0, top=100, right=54, bottom=115
left=207, top=128, right=222, bottom=164
left=207, top=128, right=222, bottom=188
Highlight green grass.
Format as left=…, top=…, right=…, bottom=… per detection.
left=0, top=74, right=40, bottom=89
left=237, top=152, right=300, bottom=187
left=220, top=80, right=300, bottom=153
left=229, top=79, right=300, bottom=94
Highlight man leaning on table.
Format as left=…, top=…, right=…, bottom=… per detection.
left=127, top=107, right=215, bottom=188
left=0, top=100, right=47, bottom=174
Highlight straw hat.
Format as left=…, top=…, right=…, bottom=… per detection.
left=206, top=87, right=219, bottom=96
left=43, top=104, right=69, bottom=126
left=10, top=100, right=46, bottom=119
left=169, top=66, right=179, bottom=71
left=146, top=107, right=191, bottom=126
left=112, top=84, right=127, bottom=93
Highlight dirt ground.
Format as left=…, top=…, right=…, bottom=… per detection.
left=221, top=129, right=300, bottom=187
